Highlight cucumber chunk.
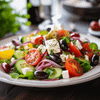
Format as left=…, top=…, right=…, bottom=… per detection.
left=44, top=67, right=62, bottom=79
left=13, top=50, right=24, bottom=59
left=15, top=59, right=34, bottom=74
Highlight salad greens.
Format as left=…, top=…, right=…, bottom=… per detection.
left=74, top=57, right=91, bottom=72
left=90, top=42, right=98, bottom=50
left=10, top=70, right=35, bottom=80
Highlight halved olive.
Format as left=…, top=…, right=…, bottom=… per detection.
left=34, top=70, right=49, bottom=80
left=59, top=40, right=68, bottom=51
left=90, top=54, right=99, bottom=66
left=49, top=53, right=62, bottom=64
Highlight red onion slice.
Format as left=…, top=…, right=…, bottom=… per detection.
left=12, top=39, right=21, bottom=46
left=22, top=41, right=31, bottom=46
left=36, top=59, right=65, bottom=71
left=71, top=37, right=83, bottom=45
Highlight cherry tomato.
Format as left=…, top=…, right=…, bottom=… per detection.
left=82, top=43, right=91, bottom=51
left=25, top=48, right=41, bottom=66
left=31, top=36, right=43, bottom=45
left=65, top=58, right=83, bottom=76
left=90, top=21, right=100, bottom=31
left=85, top=51, right=94, bottom=59
left=82, top=43, right=93, bottom=59
left=69, top=42, right=82, bottom=57
left=57, top=29, right=70, bottom=37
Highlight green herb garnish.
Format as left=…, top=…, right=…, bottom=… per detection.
left=61, top=37, right=70, bottom=43
left=73, top=40, right=77, bottom=44
left=45, top=56, right=50, bottom=59
left=62, top=52, right=67, bottom=55
left=50, top=49, right=54, bottom=55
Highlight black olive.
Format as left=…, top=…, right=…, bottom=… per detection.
left=46, top=28, right=51, bottom=32
left=49, top=53, right=62, bottom=64
left=90, top=54, right=99, bottom=66
left=59, top=40, right=68, bottom=51
left=34, top=70, right=49, bottom=80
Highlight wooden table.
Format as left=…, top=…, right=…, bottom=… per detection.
left=0, top=7, right=100, bottom=100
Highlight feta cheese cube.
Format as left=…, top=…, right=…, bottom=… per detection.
left=60, top=54, right=68, bottom=62
left=75, top=40, right=82, bottom=50
left=62, top=70, right=69, bottom=79
left=22, top=67, right=33, bottom=75
left=45, top=39, right=60, bottom=54
left=85, top=55, right=89, bottom=61
left=37, top=45, right=46, bottom=54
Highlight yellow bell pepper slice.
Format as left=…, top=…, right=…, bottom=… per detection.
left=0, top=49, right=14, bottom=59
left=28, top=43, right=33, bottom=48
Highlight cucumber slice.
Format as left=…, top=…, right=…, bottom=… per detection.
left=15, top=59, right=34, bottom=74
left=14, top=50, right=24, bottom=59
left=44, top=67, right=62, bottom=79
left=21, top=36, right=28, bottom=43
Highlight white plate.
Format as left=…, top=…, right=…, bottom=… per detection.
left=88, top=28, right=100, bottom=36
left=0, top=33, right=100, bottom=88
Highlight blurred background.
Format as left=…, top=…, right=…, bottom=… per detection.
left=0, top=0, right=100, bottom=39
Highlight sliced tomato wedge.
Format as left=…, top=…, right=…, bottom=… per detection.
left=69, top=42, right=82, bottom=57
left=82, top=43, right=93, bottom=59
left=25, top=48, right=41, bottom=66
left=65, top=58, right=83, bottom=76
left=82, top=43, right=91, bottom=51
left=31, top=36, right=44, bottom=45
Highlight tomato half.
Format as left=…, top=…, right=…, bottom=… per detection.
left=31, top=36, right=43, bottom=45
left=69, top=42, right=82, bottom=57
left=65, top=58, right=83, bottom=76
left=25, top=48, right=41, bottom=66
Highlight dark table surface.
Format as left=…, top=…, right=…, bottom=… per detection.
left=0, top=7, right=100, bottom=100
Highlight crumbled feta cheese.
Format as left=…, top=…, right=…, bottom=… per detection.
left=60, top=54, right=75, bottom=62
left=68, top=54, right=75, bottom=59
left=11, top=57, right=15, bottom=62
left=37, top=45, right=46, bottom=54
left=85, top=55, right=89, bottom=61
left=26, top=37, right=30, bottom=41
left=80, top=38, right=88, bottom=43
left=62, top=70, right=69, bottom=79
left=60, top=54, right=68, bottom=62
left=45, top=39, right=60, bottom=54
left=75, top=40, right=82, bottom=50
left=22, top=67, right=33, bottom=75
left=24, top=45, right=30, bottom=49
left=80, top=38, right=85, bottom=42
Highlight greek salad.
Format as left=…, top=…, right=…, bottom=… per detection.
left=0, top=28, right=100, bottom=80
